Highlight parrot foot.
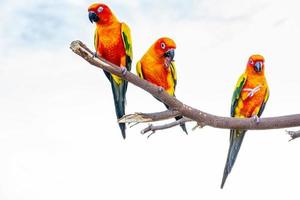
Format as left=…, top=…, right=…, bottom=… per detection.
left=252, top=115, right=260, bottom=124
left=93, top=52, right=99, bottom=58
left=158, top=86, right=164, bottom=93
left=120, top=66, right=127, bottom=76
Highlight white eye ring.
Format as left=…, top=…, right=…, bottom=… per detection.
left=97, top=6, right=104, bottom=13
left=249, top=59, right=254, bottom=65
left=161, top=42, right=166, bottom=49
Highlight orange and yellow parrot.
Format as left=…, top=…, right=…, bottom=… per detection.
left=136, top=37, right=187, bottom=134
left=220, top=54, right=269, bottom=188
left=88, top=3, right=132, bottom=139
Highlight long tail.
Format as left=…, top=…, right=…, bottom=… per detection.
left=164, top=104, right=188, bottom=134
left=110, top=76, right=128, bottom=139
left=221, top=129, right=246, bottom=188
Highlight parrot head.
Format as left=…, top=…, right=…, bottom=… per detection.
left=246, top=54, right=265, bottom=74
left=88, top=3, right=116, bottom=25
left=152, top=37, right=176, bottom=68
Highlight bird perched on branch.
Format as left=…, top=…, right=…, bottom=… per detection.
left=136, top=37, right=188, bottom=134
left=221, top=54, right=269, bottom=188
left=88, top=3, right=132, bottom=139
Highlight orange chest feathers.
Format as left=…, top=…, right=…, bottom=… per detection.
left=141, top=60, right=172, bottom=91
left=95, top=24, right=125, bottom=66
left=236, top=77, right=268, bottom=118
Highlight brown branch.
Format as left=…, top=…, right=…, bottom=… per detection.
left=118, top=110, right=180, bottom=123
left=120, top=109, right=300, bottom=130
left=70, top=40, right=300, bottom=133
left=141, top=117, right=192, bottom=138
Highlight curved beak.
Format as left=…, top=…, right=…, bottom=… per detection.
left=89, top=11, right=99, bottom=23
left=254, top=61, right=263, bottom=72
left=163, top=49, right=175, bottom=61
left=163, top=49, right=175, bottom=68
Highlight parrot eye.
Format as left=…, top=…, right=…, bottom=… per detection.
left=249, top=59, right=254, bottom=65
left=161, top=42, right=166, bottom=49
left=97, top=6, right=104, bottom=13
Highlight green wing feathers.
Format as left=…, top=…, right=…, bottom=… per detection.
left=221, top=73, right=247, bottom=188
left=121, top=23, right=133, bottom=71
left=170, top=61, right=177, bottom=91
left=230, top=74, right=247, bottom=117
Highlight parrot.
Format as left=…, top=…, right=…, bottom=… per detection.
left=220, top=54, right=269, bottom=188
left=88, top=3, right=132, bottom=139
left=136, top=37, right=188, bottom=134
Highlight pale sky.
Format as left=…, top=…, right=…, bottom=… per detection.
left=1, top=0, right=300, bottom=199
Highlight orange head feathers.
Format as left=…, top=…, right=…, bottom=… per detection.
left=246, top=54, right=265, bottom=75
left=88, top=3, right=118, bottom=25
left=152, top=37, right=176, bottom=56
left=148, top=37, right=177, bottom=68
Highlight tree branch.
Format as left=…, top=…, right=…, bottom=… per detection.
left=141, top=117, right=192, bottom=138
left=70, top=40, right=300, bottom=133
left=118, top=110, right=180, bottom=123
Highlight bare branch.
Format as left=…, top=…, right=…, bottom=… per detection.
left=70, top=40, right=300, bottom=133
left=141, top=117, right=192, bottom=138
left=118, top=110, right=180, bottom=123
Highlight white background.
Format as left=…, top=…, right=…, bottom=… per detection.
left=1, top=0, right=300, bottom=199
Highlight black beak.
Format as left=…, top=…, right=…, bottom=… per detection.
left=163, top=49, right=175, bottom=61
left=254, top=61, right=263, bottom=72
left=89, top=11, right=99, bottom=23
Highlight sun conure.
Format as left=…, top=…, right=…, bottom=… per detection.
left=136, top=37, right=187, bottom=134
left=220, top=54, right=269, bottom=188
left=88, top=3, right=132, bottom=139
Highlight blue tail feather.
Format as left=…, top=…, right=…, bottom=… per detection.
left=221, top=129, right=246, bottom=188
left=110, top=77, right=127, bottom=139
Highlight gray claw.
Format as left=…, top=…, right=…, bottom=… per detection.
left=93, top=52, right=99, bottom=58
left=252, top=115, right=260, bottom=124
left=121, top=67, right=127, bottom=76
left=158, top=86, right=164, bottom=93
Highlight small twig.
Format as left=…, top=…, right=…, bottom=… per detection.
left=286, top=130, right=300, bottom=141
left=129, top=122, right=139, bottom=128
left=141, top=118, right=192, bottom=138
left=192, top=122, right=206, bottom=131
